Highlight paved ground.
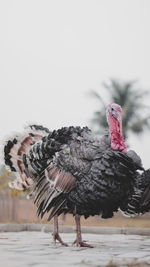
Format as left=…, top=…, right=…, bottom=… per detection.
left=1, top=232, right=150, bottom=267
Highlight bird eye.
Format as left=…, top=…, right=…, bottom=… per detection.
left=111, top=107, right=114, bottom=111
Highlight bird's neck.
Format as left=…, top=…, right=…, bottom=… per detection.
left=109, top=114, right=127, bottom=153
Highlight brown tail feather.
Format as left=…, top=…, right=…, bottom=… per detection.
left=3, top=124, right=50, bottom=190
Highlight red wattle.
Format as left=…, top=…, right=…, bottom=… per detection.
left=109, top=114, right=127, bottom=153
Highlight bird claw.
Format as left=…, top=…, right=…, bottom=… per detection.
left=72, top=239, right=94, bottom=248
left=52, top=232, right=68, bottom=247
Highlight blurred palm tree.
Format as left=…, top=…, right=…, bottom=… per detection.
left=91, top=79, right=150, bottom=140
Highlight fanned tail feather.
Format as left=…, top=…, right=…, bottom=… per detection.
left=2, top=124, right=50, bottom=190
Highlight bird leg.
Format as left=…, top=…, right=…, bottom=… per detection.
left=52, top=215, right=68, bottom=246
left=73, top=215, right=94, bottom=248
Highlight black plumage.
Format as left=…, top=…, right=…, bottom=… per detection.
left=27, top=126, right=145, bottom=221
left=3, top=103, right=150, bottom=247
left=5, top=124, right=146, bottom=219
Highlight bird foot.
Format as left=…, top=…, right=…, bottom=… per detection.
left=72, top=239, right=94, bottom=248
left=52, top=231, right=68, bottom=247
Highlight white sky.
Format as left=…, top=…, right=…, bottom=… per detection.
left=0, top=0, right=150, bottom=167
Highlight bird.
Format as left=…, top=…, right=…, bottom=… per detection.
left=3, top=103, right=150, bottom=248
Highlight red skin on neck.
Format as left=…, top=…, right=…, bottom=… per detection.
left=109, top=113, right=127, bottom=153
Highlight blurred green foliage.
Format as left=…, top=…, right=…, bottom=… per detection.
left=0, top=165, right=22, bottom=197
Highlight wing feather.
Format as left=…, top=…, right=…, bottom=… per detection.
left=34, top=164, right=76, bottom=219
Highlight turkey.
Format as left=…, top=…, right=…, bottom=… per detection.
left=3, top=103, right=150, bottom=248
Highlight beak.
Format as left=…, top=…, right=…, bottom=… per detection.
left=106, top=105, right=120, bottom=121
left=111, top=110, right=117, bottom=119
